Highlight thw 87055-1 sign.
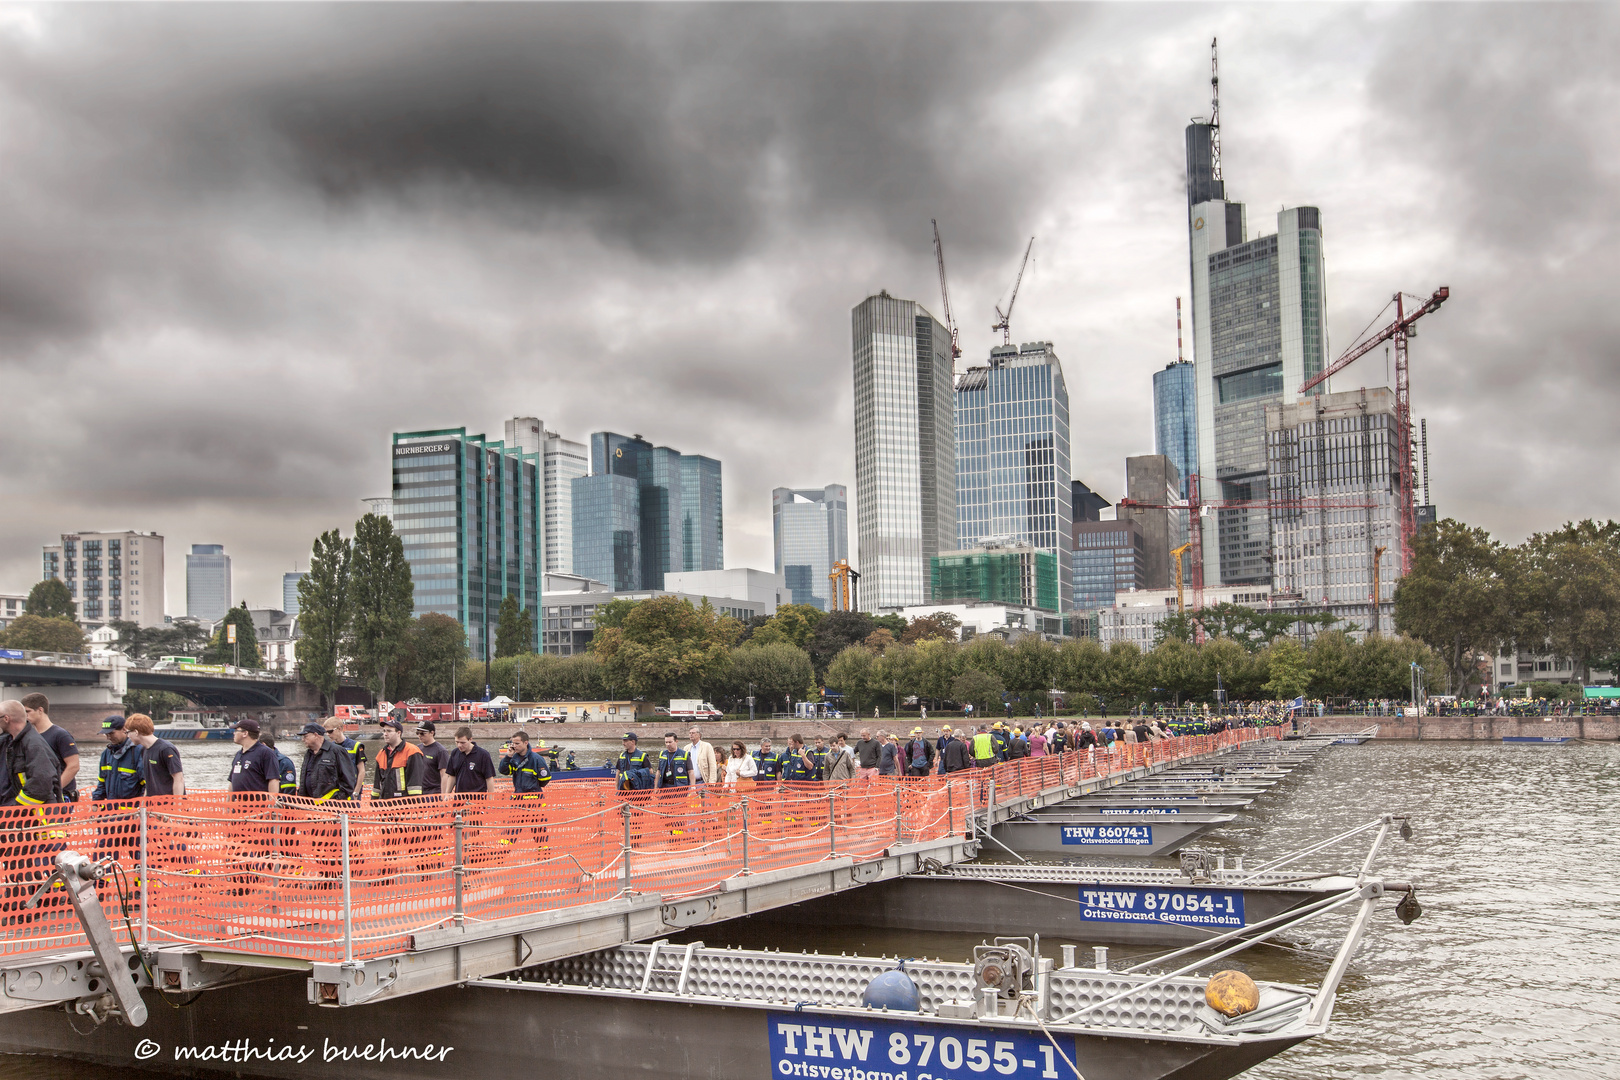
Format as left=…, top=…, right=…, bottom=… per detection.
left=769, top=1014, right=1061, bottom=1080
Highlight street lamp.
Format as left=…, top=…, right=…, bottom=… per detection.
left=748, top=682, right=756, bottom=723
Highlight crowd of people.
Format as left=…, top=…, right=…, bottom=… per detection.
left=607, top=717, right=1224, bottom=791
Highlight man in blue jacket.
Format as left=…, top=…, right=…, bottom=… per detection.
left=91, top=716, right=145, bottom=801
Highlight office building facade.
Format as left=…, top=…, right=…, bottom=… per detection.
left=1117, top=455, right=1186, bottom=591
left=1154, top=361, right=1198, bottom=500
left=1266, top=387, right=1403, bottom=636
left=282, top=572, right=305, bottom=615
left=185, top=544, right=232, bottom=623
left=571, top=432, right=722, bottom=592
left=852, top=293, right=956, bottom=613
left=955, top=341, right=1073, bottom=612
left=505, top=416, right=589, bottom=575
left=41, top=531, right=165, bottom=630
left=1185, top=119, right=1327, bottom=587
left=772, top=485, right=849, bottom=610
left=392, top=427, right=541, bottom=661
left=1071, top=519, right=1146, bottom=611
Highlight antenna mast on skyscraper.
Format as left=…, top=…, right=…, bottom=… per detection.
left=1209, top=37, right=1222, bottom=182
left=931, top=219, right=963, bottom=363
left=1177, top=297, right=1184, bottom=363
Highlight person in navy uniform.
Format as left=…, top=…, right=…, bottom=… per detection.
left=91, top=716, right=144, bottom=801
left=655, top=732, right=693, bottom=789
left=612, top=733, right=655, bottom=791
left=228, top=719, right=280, bottom=802
left=753, top=737, right=783, bottom=780
left=261, top=730, right=300, bottom=795
left=780, top=734, right=821, bottom=781
left=499, top=730, right=551, bottom=798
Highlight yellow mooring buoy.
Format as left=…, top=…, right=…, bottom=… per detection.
left=1204, top=970, right=1260, bottom=1017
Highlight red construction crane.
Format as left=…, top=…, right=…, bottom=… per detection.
left=991, top=236, right=1034, bottom=346
left=1299, top=286, right=1449, bottom=574
left=930, top=219, right=963, bottom=362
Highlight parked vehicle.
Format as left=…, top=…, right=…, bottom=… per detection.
left=661, top=699, right=723, bottom=720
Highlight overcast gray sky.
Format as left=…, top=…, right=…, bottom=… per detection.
left=1, top=3, right=1615, bottom=614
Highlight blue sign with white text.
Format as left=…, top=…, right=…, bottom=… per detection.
left=1077, top=886, right=1245, bottom=928
left=768, top=1012, right=1062, bottom=1080
left=1060, top=824, right=1152, bottom=846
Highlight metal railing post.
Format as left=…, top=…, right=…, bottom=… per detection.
left=340, top=812, right=354, bottom=965
left=894, top=788, right=904, bottom=845
left=828, top=793, right=837, bottom=855
left=138, top=801, right=149, bottom=949
left=740, top=797, right=750, bottom=874
left=947, top=779, right=955, bottom=837
left=620, top=804, right=633, bottom=893
left=452, top=810, right=465, bottom=927
left=986, top=778, right=996, bottom=834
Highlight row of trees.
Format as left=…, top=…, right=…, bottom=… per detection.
left=296, top=514, right=416, bottom=706
left=1393, top=518, right=1620, bottom=694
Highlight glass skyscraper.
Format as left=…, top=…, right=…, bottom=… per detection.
left=282, top=572, right=304, bottom=615
left=954, top=342, right=1073, bottom=611
left=392, top=427, right=541, bottom=661
left=571, top=432, right=722, bottom=591
left=1153, top=361, right=1197, bottom=500
left=1187, top=111, right=1327, bottom=587
left=851, top=293, right=956, bottom=612
left=185, top=544, right=232, bottom=623
left=1071, top=520, right=1146, bottom=610
left=772, top=485, right=849, bottom=610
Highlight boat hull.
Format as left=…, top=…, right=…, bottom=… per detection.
left=0, top=969, right=1313, bottom=1080
left=990, top=813, right=1235, bottom=857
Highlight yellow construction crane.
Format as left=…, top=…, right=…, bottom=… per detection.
left=828, top=560, right=861, bottom=612
left=1370, top=545, right=1388, bottom=635
left=1171, top=542, right=1193, bottom=613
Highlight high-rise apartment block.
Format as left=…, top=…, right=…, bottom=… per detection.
left=505, top=417, right=588, bottom=575
left=1116, top=455, right=1186, bottom=591
left=955, top=342, right=1073, bottom=612
left=772, top=485, right=849, bottom=610
left=851, top=293, right=956, bottom=612
left=391, top=427, right=541, bottom=661
left=1185, top=120, right=1327, bottom=587
left=571, top=432, right=722, bottom=592
left=185, top=544, right=232, bottom=622
left=1153, top=360, right=1197, bottom=500
left=282, top=572, right=305, bottom=615
left=41, top=531, right=164, bottom=629
left=1266, top=387, right=1403, bottom=634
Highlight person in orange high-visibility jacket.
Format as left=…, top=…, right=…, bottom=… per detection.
left=373, top=719, right=425, bottom=799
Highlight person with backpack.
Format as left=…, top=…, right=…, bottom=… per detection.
left=902, top=727, right=935, bottom=777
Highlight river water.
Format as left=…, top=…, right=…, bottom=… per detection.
left=5, top=739, right=1618, bottom=1079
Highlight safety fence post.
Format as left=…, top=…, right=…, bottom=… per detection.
left=986, top=778, right=996, bottom=835
left=620, top=804, right=633, bottom=893
left=894, top=788, right=904, bottom=846
left=828, top=793, right=837, bottom=856
left=965, top=777, right=975, bottom=839
left=340, top=812, right=354, bottom=966
left=452, top=810, right=465, bottom=927
left=138, top=801, right=150, bottom=948
left=740, top=797, right=750, bottom=875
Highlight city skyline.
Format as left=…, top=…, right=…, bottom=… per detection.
left=0, top=6, right=1613, bottom=611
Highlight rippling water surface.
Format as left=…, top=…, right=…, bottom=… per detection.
left=4, top=740, right=1618, bottom=1079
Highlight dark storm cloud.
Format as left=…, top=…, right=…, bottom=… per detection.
left=0, top=3, right=1616, bottom=608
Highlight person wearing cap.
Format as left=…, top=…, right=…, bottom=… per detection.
left=989, top=722, right=1010, bottom=763
left=416, top=722, right=450, bottom=795
left=91, top=716, right=144, bottom=802
left=375, top=718, right=427, bottom=799
left=260, top=729, right=300, bottom=796
left=901, top=727, right=935, bottom=777
left=612, top=732, right=654, bottom=791
left=324, top=718, right=366, bottom=800
left=228, top=718, right=279, bottom=802
left=498, top=730, right=549, bottom=798
left=299, top=721, right=357, bottom=802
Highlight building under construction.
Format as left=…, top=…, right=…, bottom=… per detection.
left=1265, top=387, right=1402, bottom=635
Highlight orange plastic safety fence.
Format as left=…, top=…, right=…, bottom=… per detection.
left=0, top=726, right=1277, bottom=963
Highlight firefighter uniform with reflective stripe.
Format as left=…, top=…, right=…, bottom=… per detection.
left=614, top=749, right=655, bottom=791
left=0, top=723, right=60, bottom=808
left=656, top=749, right=693, bottom=788
left=273, top=749, right=299, bottom=794
left=92, top=740, right=145, bottom=801
left=500, top=747, right=550, bottom=797
left=374, top=741, right=426, bottom=799
left=990, top=727, right=1010, bottom=762
left=300, top=737, right=358, bottom=802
